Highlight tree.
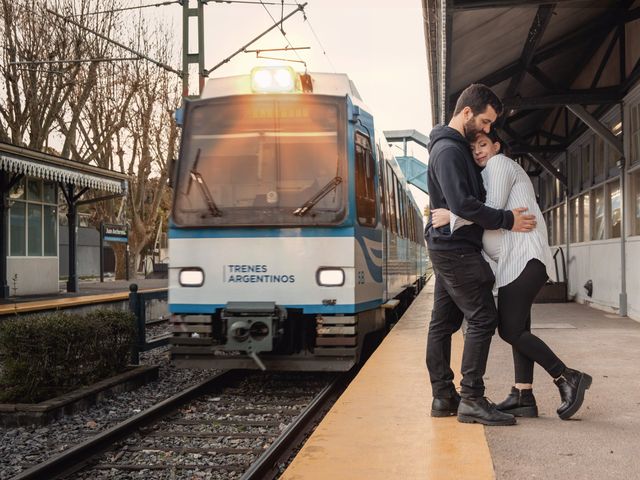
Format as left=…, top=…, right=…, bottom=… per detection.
left=0, top=0, right=182, bottom=280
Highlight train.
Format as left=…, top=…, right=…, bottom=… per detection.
left=168, top=66, right=428, bottom=371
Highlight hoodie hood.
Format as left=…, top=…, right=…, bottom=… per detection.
left=428, top=124, right=469, bottom=153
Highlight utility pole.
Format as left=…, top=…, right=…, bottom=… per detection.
left=182, top=1, right=206, bottom=97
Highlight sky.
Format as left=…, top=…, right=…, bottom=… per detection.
left=149, top=0, right=432, bottom=210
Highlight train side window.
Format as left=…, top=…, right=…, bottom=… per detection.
left=377, top=146, right=387, bottom=227
left=386, top=165, right=397, bottom=234
left=355, top=132, right=377, bottom=227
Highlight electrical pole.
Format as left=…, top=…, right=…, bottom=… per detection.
left=182, top=1, right=206, bottom=97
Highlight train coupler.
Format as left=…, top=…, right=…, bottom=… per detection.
left=220, top=301, right=286, bottom=369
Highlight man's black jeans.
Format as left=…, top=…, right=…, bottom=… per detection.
left=427, top=249, right=498, bottom=399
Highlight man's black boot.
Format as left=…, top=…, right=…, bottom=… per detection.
left=554, top=367, right=592, bottom=420
left=431, top=392, right=461, bottom=417
left=495, top=386, right=538, bottom=417
left=457, top=397, right=517, bottom=426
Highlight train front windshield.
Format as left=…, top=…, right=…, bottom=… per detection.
left=173, top=96, right=347, bottom=227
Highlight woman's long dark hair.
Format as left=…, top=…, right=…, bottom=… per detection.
left=477, top=129, right=510, bottom=157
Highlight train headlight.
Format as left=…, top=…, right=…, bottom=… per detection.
left=316, top=268, right=345, bottom=287
left=179, top=268, right=205, bottom=287
left=251, top=66, right=296, bottom=93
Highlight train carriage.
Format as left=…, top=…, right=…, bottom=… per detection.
left=169, top=67, right=427, bottom=371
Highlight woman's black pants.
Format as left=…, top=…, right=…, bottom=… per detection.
left=497, top=259, right=566, bottom=384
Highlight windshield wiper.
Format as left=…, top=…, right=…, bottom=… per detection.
left=188, top=149, right=222, bottom=217
left=293, top=176, right=342, bottom=216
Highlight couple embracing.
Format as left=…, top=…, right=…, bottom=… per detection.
left=425, top=84, right=591, bottom=426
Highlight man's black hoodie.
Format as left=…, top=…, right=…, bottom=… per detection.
left=425, top=125, right=514, bottom=251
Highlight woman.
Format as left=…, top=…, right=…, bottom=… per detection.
left=431, top=130, right=591, bottom=420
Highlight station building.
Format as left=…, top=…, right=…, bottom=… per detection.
left=0, top=142, right=127, bottom=297
left=423, top=0, right=640, bottom=319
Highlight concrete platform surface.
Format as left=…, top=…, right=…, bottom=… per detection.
left=485, top=301, right=640, bottom=479
left=283, top=280, right=640, bottom=479
left=282, top=280, right=494, bottom=480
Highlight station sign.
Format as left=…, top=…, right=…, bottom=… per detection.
left=102, top=223, right=128, bottom=243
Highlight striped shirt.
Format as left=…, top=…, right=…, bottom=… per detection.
left=450, top=154, right=555, bottom=288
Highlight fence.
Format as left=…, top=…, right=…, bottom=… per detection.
left=128, top=284, right=170, bottom=364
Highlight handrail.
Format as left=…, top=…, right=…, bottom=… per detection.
left=552, top=247, right=567, bottom=283
left=128, top=283, right=169, bottom=363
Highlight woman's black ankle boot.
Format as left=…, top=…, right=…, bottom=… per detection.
left=554, top=367, right=592, bottom=420
left=495, top=386, right=538, bottom=417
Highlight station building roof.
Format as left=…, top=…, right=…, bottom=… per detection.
left=0, top=141, right=128, bottom=194
left=422, top=0, right=640, bottom=180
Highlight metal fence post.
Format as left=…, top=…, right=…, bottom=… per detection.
left=128, top=283, right=144, bottom=364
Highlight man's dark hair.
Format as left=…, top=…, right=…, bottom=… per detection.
left=453, top=83, right=503, bottom=117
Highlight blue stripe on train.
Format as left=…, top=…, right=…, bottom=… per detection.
left=169, top=299, right=383, bottom=315
left=169, top=226, right=355, bottom=239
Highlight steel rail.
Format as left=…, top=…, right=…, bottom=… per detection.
left=240, top=372, right=353, bottom=480
left=12, top=370, right=243, bottom=480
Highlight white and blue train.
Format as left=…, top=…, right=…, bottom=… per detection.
left=169, top=67, right=427, bottom=371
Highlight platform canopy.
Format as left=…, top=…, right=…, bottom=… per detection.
left=0, top=141, right=128, bottom=298
left=0, top=142, right=127, bottom=194
left=422, top=0, right=639, bottom=183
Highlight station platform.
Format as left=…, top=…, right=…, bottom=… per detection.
left=282, top=278, right=640, bottom=479
left=0, top=279, right=167, bottom=316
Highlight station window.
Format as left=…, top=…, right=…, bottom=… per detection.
left=608, top=182, right=621, bottom=239
left=545, top=211, right=553, bottom=245
left=630, top=104, right=640, bottom=165
left=581, top=141, right=592, bottom=189
left=9, top=177, right=58, bottom=257
left=558, top=204, right=566, bottom=245
left=591, top=186, right=605, bottom=240
left=607, top=121, right=623, bottom=175
left=570, top=197, right=578, bottom=243
left=355, top=132, right=377, bottom=227
left=594, top=136, right=605, bottom=182
left=631, top=170, right=640, bottom=236
left=581, top=193, right=590, bottom=242
left=569, top=151, right=580, bottom=195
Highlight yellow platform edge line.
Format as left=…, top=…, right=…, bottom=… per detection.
left=281, top=279, right=495, bottom=480
left=0, top=288, right=168, bottom=315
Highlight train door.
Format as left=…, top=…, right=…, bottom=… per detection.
left=354, top=130, right=383, bottom=308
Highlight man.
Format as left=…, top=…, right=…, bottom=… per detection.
left=425, top=83, right=537, bottom=426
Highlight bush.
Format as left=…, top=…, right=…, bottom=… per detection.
left=0, top=309, right=136, bottom=403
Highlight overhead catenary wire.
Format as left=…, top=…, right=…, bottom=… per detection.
left=294, top=1, right=337, bottom=73
left=258, top=0, right=306, bottom=65
left=204, top=2, right=307, bottom=75
left=9, top=57, right=142, bottom=65
left=45, top=7, right=183, bottom=77
left=69, top=1, right=180, bottom=17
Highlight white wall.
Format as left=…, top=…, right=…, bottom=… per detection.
left=7, top=257, right=59, bottom=296
left=561, top=238, right=640, bottom=321
left=626, top=237, right=640, bottom=320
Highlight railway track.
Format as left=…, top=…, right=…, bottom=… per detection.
left=12, top=370, right=348, bottom=480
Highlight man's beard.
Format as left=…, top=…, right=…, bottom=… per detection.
left=463, top=117, right=480, bottom=142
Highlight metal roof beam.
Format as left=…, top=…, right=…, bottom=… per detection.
left=566, top=104, right=623, bottom=156
left=503, top=88, right=622, bottom=109
left=526, top=65, right=558, bottom=91
left=510, top=144, right=566, bottom=154
left=527, top=153, right=567, bottom=186
left=504, top=5, right=555, bottom=99
left=449, top=8, right=620, bottom=103
left=451, top=0, right=591, bottom=10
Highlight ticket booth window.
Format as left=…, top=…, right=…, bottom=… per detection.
left=9, top=177, right=58, bottom=257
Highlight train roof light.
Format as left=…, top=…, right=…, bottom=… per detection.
left=251, top=66, right=297, bottom=93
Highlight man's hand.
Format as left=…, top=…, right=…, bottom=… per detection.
left=431, top=208, right=451, bottom=228
left=511, top=207, right=537, bottom=232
